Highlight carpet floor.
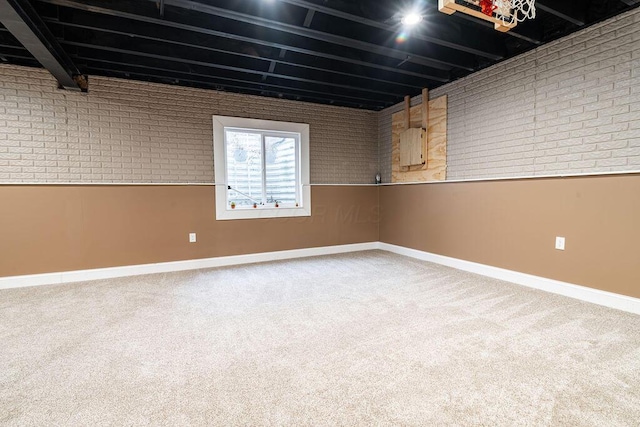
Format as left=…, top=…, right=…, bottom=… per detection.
left=1, top=250, right=639, bottom=426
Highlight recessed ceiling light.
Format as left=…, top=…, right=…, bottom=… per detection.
left=401, top=12, right=423, bottom=26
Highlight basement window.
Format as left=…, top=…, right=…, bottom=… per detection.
left=213, top=115, right=311, bottom=220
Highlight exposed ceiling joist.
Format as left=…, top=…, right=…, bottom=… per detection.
left=536, top=0, right=585, bottom=26
left=275, top=0, right=507, bottom=60
left=0, top=0, right=83, bottom=90
left=0, top=40, right=32, bottom=54
left=448, top=8, right=543, bottom=44
left=2, top=0, right=634, bottom=111
left=41, top=16, right=426, bottom=91
left=61, top=40, right=404, bottom=101
left=34, top=0, right=450, bottom=83
left=89, top=69, right=385, bottom=109
left=139, top=0, right=476, bottom=71
left=75, top=58, right=390, bottom=109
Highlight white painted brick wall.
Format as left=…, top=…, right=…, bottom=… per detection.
left=0, top=64, right=378, bottom=184
left=378, top=7, right=640, bottom=182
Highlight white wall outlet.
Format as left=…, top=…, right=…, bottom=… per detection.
left=189, top=233, right=197, bottom=243
left=555, top=236, right=565, bottom=251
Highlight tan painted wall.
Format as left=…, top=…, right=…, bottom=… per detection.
left=3, top=177, right=639, bottom=301
left=0, top=185, right=378, bottom=277
left=379, top=174, right=640, bottom=299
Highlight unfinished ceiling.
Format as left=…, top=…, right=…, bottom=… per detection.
left=0, top=0, right=638, bottom=110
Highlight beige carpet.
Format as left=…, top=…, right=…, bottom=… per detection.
left=1, top=250, right=639, bottom=426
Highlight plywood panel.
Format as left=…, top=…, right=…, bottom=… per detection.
left=399, top=128, right=424, bottom=167
left=391, top=95, right=447, bottom=183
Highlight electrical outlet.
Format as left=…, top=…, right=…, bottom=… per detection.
left=189, top=233, right=197, bottom=243
left=555, top=236, right=565, bottom=251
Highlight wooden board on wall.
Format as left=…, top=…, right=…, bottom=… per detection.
left=392, top=95, right=447, bottom=183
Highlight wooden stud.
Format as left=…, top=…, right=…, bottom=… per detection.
left=422, top=88, right=429, bottom=166
left=421, top=89, right=429, bottom=129
left=403, top=95, right=410, bottom=172
left=404, top=95, right=411, bottom=130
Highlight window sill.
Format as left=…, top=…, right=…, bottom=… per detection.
left=216, top=206, right=311, bottom=221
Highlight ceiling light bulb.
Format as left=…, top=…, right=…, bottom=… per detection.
left=402, top=13, right=423, bottom=26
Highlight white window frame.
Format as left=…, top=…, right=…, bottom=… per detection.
left=213, top=115, right=311, bottom=221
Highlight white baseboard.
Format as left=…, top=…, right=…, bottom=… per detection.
left=379, top=242, right=640, bottom=315
left=0, top=242, right=379, bottom=290
left=2, top=241, right=638, bottom=316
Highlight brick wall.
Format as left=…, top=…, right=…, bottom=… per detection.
left=0, top=64, right=378, bottom=184
left=379, top=8, right=640, bottom=182
left=4, top=7, right=639, bottom=186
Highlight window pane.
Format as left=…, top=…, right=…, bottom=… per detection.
left=265, top=136, right=297, bottom=205
left=226, top=130, right=263, bottom=207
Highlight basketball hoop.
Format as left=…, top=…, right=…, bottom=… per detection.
left=496, top=0, right=536, bottom=25
left=439, top=0, right=536, bottom=32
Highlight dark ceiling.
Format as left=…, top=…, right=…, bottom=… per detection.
left=0, top=0, right=638, bottom=110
